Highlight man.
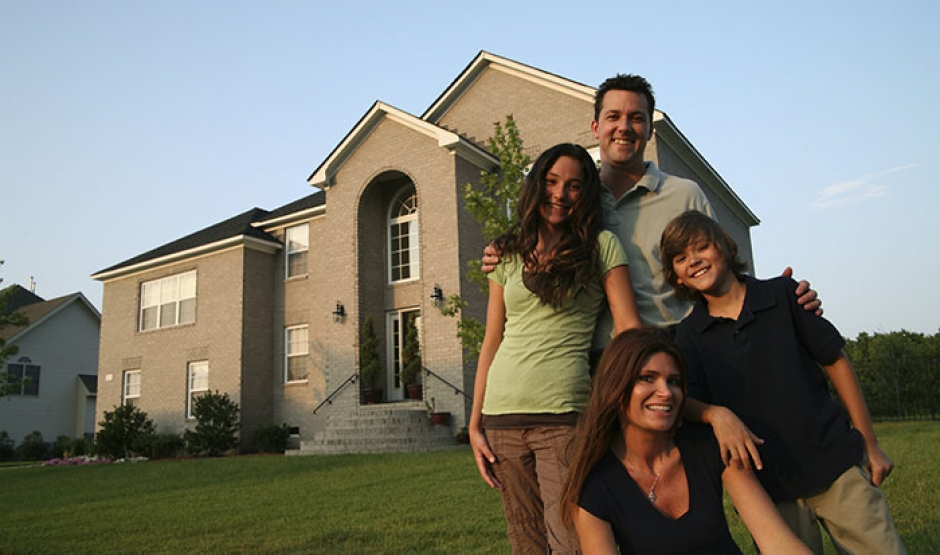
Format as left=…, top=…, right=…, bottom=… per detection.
left=483, top=74, right=819, bottom=344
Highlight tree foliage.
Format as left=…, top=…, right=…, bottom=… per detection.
left=95, top=404, right=157, bottom=459
left=440, top=116, right=530, bottom=356
left=845, top=330, right=940, bottom=419
left=184, top=391, right=240, bottom=456
left=400, top=319, right=422, bottom=386
left=0, top=261, right=30, bottom=398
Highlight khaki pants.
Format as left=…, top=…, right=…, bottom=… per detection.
left=776, top=464, right=906, bottom=555
left=486, top=427, right=580, bottom=554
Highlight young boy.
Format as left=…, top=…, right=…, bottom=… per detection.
left=661, top=210, right=905, bottom=554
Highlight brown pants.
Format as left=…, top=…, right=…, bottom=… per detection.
left=486, top=427, right=580, bottom=554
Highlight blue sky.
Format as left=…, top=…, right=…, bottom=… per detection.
left=2, top=0, right=937, bottom=339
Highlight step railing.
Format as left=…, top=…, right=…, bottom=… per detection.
left=421, top=365, right=471, bottom=401
left=312, top=372, right=358, bottom=415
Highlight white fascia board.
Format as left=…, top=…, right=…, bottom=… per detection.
left=91, top=235, right=282, bottom=282
left=423, top=51, right=594, bottom=123
left=308, top=101, right=496, bottom=188
left=252, top=204, right=326, bottom=229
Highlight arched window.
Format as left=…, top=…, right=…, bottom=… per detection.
left=388, top=187, right=419, bottom=283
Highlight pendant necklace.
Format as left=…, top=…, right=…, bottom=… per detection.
left=626, top=453, right=665, bottom=504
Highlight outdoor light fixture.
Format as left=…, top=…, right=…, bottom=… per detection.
left=430, top=284, right=444, bottom=306
left=332, top=301, right=346, bottom=322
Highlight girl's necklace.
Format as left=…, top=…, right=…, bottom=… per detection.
left=625, top=451, right=667, bottom=504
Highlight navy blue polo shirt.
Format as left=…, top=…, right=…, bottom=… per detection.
left=675, top=275, right=863, bottom=502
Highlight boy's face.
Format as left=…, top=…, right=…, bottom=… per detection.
left=671, top=236, right=735, bottom=296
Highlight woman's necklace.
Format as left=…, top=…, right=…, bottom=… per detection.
left=625, top=451, right=667, bottom=504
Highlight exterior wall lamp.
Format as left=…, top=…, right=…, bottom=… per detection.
left=332, top=301, right=346, bottom=322
left=430, top=284, right=444, bottom=306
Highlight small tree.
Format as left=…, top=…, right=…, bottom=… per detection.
left=439, top=116, right=529, bottom=356
left=399, top=320, right=421, bottom=387
left=95, top=404, right=157, bottom=459
left=0, top=262, right=30, bottom=398
left=184, top=391, right=240, bottom=456
left=359, top=316, right=381, bottom=390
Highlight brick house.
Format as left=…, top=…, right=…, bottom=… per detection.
left=91, top=52, right=757, bottom=453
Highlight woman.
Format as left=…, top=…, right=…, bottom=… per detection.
left=470, top=143, right=641, bottom=554
left=561, top=327, right=809, bottom=554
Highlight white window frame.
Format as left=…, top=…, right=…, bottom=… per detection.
left=139, top=270, right=197, bottom=331
left=285, top=223, right=309, bottom=278
left=123, top=370, right=141, bottom=406
left=5, top=358, right=40, bottom=396
left=388, top=188, right=419, bottom=284
left=385, top=310, right=421, bottom=399
left=186, top=361, right=209, bottom=419
left=284, top=325, right=309, bottom=383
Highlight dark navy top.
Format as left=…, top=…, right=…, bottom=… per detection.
left=579, top=424, right=742, bottom=554
left=675, top=275, right=862, bottom=501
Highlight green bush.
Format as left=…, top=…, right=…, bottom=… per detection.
left=0, top=431, right=15, bottom=461
left=96, top=404, right=157, bottom=459
left=251, top=423, right=290, bottom=454
left=399, top=320, right=421, bottom=387
left=69, top=436, right=92, bottom=457
left=148, top=433, right=185, bottom=459
left=17, top=431, right=47, bottom=461
left=184, top=391, right=240, bottom=456
left=359, top=316, right=381, bottom=390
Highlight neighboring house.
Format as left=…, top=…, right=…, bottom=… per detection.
left=91, top=52, right=758, bottom=453
left=0, top=285, right=100, bottom=445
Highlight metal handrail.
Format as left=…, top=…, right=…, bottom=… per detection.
left=312, top=372, right=358, bottom=415
left=421, top=365, right=471, bottom=401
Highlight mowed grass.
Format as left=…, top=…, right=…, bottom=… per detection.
left=1, top=421, right=936, bottom=554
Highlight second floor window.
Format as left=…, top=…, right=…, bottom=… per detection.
left=5, top=357, right=40, bottom=396
left=389, top=188, right=419, bottom=283
left=139, top=271, right=197, bottom=331
left=286, top=223, right=309, bottom=278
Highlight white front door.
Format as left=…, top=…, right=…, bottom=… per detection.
left=386, top=309, right=420, bottom=401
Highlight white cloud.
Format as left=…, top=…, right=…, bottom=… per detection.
left=812, top=164, right=916, bottom=209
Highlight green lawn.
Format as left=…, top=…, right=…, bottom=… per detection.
left=1, top=421, right=936, bottom=553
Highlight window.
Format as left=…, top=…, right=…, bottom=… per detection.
left=187, top=361, right=209, bottom=419
left=139, top=271, right=197, bottom=331
left=123, top=370, right=141, bottom=406
left=5, top=357, right=40, bottom=396
left=388, top=188, right=419, bottom=283
left=285, top=325, right=309, bottom=382
left=387, top=310, right=420, bottom=395
left=286, top=223, right=309, bottom=278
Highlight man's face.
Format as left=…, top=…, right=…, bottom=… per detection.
left=591, top=90, right=653, bottom=172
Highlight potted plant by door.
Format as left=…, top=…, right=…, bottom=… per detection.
left=426, top=398, right=451, bottom=426
left=400, top=320, right=422, bottom=400
left=360, top=316, right=383, bottom=404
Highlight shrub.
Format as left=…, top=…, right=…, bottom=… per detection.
left=399, top=320, right=421, bottom=387
left=251, top=423, right=290, bottom=454
left=52, top=435, right=73, bottom=459
left=96, top=404, right=157, bottom=459
left=359, top=316, right=381, bottom=390
left=17, top=431, right=48, bottom=461
left=184, top=391, right=239, bottom=456
left=69, top=436, right=92, bottom=457
left=148, top=433, right=185, bottom=459
left=0, top=431, right=15, bottom=461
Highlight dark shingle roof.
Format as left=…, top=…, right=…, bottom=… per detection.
left=261, top=191, right=325, bottom=222
left=94, top=208, right=279, bottom=275
left=0, top=292, right=77, bottom=341
left=1, top=285, right=45, bottom=316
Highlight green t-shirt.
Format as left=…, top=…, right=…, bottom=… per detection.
left=482, top=231, right=628, bottom=415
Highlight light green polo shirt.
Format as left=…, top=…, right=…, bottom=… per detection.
left=592, top=162, right=714, bottom=349
left=482, top=231, right=627, bottom=416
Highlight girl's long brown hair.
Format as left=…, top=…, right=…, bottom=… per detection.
left=495, top=143, right=603, bottom=308
left=560, top=327, right=686, bottom=525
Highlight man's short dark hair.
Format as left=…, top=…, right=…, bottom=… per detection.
left=594, top=74, right=655, bottom=122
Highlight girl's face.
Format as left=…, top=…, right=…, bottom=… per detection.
left=623, top=352, right=683, bottom=433
left=538, top=155, right=583, bottom=231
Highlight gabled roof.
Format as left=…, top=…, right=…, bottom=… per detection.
left=307, top=101, right=496, bottom=189
left=422, top=51, right=595, bottom=124
left=92, top=208, right=281, bottom=281
left=0, top=291, right=100, bottom=343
